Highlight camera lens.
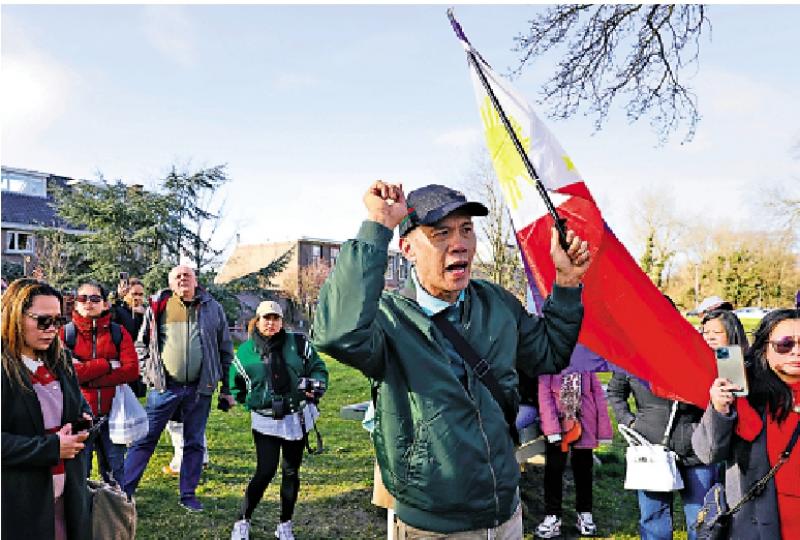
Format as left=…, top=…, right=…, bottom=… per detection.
left=715, top=347, right=729, bottom=360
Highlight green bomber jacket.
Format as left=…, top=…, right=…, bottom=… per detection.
left=312, top=220, right=583, bottom=533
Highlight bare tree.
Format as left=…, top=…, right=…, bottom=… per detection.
left=461, top=154, right=527, bottom=302
left=296, top=259, right=332, bottom=320
left=631, top=188, right=686, bottom=289
left=513, top=4, right=710, bottom=143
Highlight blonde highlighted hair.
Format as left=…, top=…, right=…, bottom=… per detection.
left=1, top=279, right=70, bottom=389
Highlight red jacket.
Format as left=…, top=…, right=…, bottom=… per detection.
left=59, top=311, right=139, bottom=415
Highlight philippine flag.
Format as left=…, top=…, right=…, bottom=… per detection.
left=450, top=12, right=716, bottom=407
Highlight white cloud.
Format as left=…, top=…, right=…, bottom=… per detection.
left=141, top=6, right=196, bottom=67
left=434, top=127, right=481, bottom=147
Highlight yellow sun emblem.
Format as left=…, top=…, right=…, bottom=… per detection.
left=480, top=95, right=535, bottom=210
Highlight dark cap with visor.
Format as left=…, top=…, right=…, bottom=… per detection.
left=399, top=184, right=489, bottom=237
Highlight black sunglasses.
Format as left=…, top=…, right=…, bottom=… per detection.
left=75, top=294, right=104, bottom=303
left=26, top=313, right=67, bottom=330
left=770, top=337, right=799, bottom=355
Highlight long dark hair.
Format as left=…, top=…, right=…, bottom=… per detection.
left=746, top=308, right=799, bottom=423
left=702, top=309, right=750, bottom=351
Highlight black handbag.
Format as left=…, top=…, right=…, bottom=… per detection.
left=693, top=420, right=800, bottom=540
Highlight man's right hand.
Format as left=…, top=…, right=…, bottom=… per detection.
left=363, top=180, right=408, bottom=230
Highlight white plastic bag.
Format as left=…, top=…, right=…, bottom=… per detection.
left=108, top=384, right=148, bottom=445
left=619, top=424, right=684, bottom=492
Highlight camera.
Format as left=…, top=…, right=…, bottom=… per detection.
left=216, top=395, right=231, bottom=412
left=297, top=377, right=327, bottom=403
left=271, top=397, right=287, bottom=419
left=715, top=347, right=730, bottom=360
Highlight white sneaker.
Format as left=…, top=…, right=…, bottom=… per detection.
left=535, top=515, right=561, bottom=538
left=275, top=520, right=295, bottom=540
left=577, top=512, right=598, bottom=536
left=231, top=519, right=250, bottom=540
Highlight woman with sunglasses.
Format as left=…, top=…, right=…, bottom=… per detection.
left=229, top=301, right=328, bottom=540
left=2, top=279, right=92, bottom=540
left=693, top=308, right=800, bottom=539
left=60, top=281, right=139, bottom=485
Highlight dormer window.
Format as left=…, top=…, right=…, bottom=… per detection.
left=1, top=169, right=47, bottom=198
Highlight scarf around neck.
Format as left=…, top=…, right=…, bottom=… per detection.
left=252, top=328, right=291, bottom=396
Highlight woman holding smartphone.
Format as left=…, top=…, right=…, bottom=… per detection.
left=1, top=280, right=92, bottom=540
left=693, top=308, right=800, bottom=539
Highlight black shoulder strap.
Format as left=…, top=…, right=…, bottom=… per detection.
left=431, top=312, right=520, bottom=445
left=109, top=322, right=123, bottom=358
left=64, top=322, right=77, bottom=351
left=726, top=420, right=800, bottom=517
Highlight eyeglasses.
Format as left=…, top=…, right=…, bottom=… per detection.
left=769, top=337, right=800, bottom=355
left=75, top=294, right=104, bottom=303
left=25, top=313, right=67, bottom=330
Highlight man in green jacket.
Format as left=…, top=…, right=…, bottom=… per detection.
left=313, top=181, right=591, bottom=538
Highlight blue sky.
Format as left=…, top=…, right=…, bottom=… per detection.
left=3, top=4, right=799, bottom=260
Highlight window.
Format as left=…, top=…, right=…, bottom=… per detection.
left=385, top=255, right=395, bottom=279
left=398, top=258, right=408, bottom=280
left=311, top=244, right=321, bottom=263
left=5, top=231, right=35, bottom=254
left=1, top=170, right=47, bottom=197
left=330, top=246, right=340, bottom=266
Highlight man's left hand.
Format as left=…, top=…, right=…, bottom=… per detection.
left=550, top=227, right=591, bottom=288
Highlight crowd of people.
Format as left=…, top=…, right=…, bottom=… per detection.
left=1, top=180, right=798, bottom=540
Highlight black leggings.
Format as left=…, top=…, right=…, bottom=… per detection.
left=543, top=441, right=594, bottom=517
left=241, top=430, right=305, bottom=522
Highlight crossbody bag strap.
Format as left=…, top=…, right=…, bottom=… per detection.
left=726, top=418, right=800, bottom=516
left=660, top=401, right=679, bottom=446
left=431, top=312, right=520, bottom=445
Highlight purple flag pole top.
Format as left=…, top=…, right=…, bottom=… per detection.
left=446, top=8, right=470, bottom=45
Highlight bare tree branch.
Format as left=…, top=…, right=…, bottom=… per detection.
left=512, top=4, right=710, bottom=144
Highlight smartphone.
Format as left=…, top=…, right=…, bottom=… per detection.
left=72, top=417, right=93, bottom=433
left=119, top=271, right=129, bottom=286
left=715, top=345, right=749, bottom=396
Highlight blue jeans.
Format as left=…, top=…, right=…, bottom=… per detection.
left=122, top=382, right=211, bottom=500
left=85, top=420, right=126, bottom=486
left=638, top=463, right=719, bottom=540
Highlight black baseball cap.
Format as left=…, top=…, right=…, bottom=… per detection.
left=399, top=184, right=488, bottom=237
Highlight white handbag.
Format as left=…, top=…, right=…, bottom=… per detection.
left=619, top=401, right=684, bottom=492
left=108, top=384, right=149, bottom=445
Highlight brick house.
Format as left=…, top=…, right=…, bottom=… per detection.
left=215, top=237, right=410, bottom=331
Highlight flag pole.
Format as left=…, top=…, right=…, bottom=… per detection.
left=447, top=8, right=570, bottom=250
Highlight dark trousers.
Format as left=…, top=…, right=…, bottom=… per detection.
left=543, top=441, right=594, bottom=517
left=122, top=382, right=211, bottom=500
left=85, top=419, right=126, bottom=486
left=240, top=430, right=305, bottom=523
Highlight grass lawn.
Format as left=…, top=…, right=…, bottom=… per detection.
left=130, top=358, right=689, bottom=539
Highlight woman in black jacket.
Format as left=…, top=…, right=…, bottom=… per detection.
left=1, top=279, right=92, bottom=540
left=608, top=308, right=748, bottom=539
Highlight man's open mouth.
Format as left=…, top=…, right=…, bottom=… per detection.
left=445, top=262, right=469, bottom=274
